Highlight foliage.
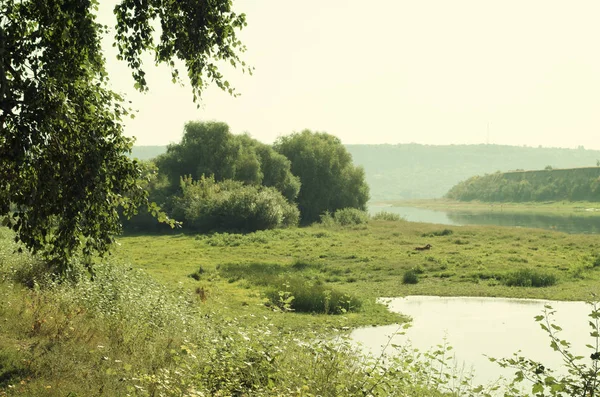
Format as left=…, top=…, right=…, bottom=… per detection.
left=502, top=269, right=558, bottom=288
left=0, top=0, right=247, bottom=273
left=446, top=167, right=600, bottom=202
left=371, top=211, right=405, bottom=221
left=155, top=121, right=300, bottom=201
left=422, top=228, right=454, bottom=237
left=0, top=229, right=457, bottom=397
left=265, top=276, right=362, bottom=314
left=274, top=130, right=369, bottom=223
left=403, top=269, right=420, bottom=284
left=132, top=144, right=600, bottom=201
left=320, top=208, right=370, bottom=227
left=492, top=301, right=600, bottom=396
left=334, top=208, right=370, bottom=226
left=170, top=175, right=299, bottom=232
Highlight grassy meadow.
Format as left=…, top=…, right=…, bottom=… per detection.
left=3, top=215, right=600, bottom=395
left=114, top=217, right=600, bottom=329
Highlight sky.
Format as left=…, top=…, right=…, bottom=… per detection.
left=99, top=1, right=600, bottom=149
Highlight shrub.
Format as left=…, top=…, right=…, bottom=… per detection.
left=320, top=208, right=369, bottom=227
left=334, top=208, right=369, bottom=225
left=403, top=269, right=419, bottom=284
left=171, top=176, right=300, bottom=232
left=592, top=254, right=600, bottom=268
left=371, top=211, right=404, bottom=221
left=502, top=268, right=557, bottom=287
left=422, top=228, right=454, bottom=237
left=265, top=277, right=362, bottom=314
left=188, top=266, right=206, bottom=280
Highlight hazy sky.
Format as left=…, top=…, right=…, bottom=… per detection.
left=99, top=1, right=600, bottom=149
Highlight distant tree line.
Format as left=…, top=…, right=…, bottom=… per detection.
left=123, top=121, right=369, bottom=232
left=446, top=167, right=600, bottom=202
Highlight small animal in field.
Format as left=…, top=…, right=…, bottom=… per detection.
left=414, top=244, right=432, bottom=251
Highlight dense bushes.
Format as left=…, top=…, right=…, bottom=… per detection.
left=125, top=123, right=374, bottom=232
left=154, top=121, right=300, bottom=201
left=170, top=176, right=299, bottom=232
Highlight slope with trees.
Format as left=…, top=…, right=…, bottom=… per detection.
left=446, top=167, right=600, bottom=202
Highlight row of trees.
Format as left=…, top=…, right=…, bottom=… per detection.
left=446, top=168, right=600, bottom=202
left=124, top=121, right=369, bottom=232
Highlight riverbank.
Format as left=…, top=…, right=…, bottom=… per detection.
left=114, top=219, right=600, bottom=331
left=377, top=198, right=600, bottom=214
left=3, top=219, right=600, bottom=395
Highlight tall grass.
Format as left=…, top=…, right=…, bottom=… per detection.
left=502, top=268, right=558, bottom=287
left=265, top=276, right=362, bottom=314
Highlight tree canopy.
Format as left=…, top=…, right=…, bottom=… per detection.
left=0, top=0, right=248, bottom=273
left=274, top=130, right=369, bottom=223
left=155, top=121, right=300, bottom=201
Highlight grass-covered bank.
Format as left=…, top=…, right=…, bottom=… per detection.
left=4, top=218, right=600, bottom=395
left=0, top=227, right=459, bottom=397
left=379, top=198, right=600, bottom=214
left=116, top=220, right=600, bottom=308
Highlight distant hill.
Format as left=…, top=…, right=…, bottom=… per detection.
left=132, top=144, right=600, bottom=200
left=446, top=167, right=600, bottom=202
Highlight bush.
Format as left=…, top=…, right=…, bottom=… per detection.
left=334, top=208, right=369, bottom=226
left=371, top=211, right=404, bottom=221
left=502, top=268, right=557, bottom=287
left=320, top=208, right=369, bottom=227
left=265, top=277, right=362, bottom=314
left=171, top=176, right=300, bottom=232
left=422, top=228, right=454, bottom=237
left=403, top=269, right=419, bottom=284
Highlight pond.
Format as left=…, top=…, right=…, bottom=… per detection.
left=368, top=205, right=600, bottom=234
left=351, top=296, right=593, bottom=388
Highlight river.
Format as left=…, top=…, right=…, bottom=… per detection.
left=369, top=205, right=600, bottom=234
left=352, top=296, right=594, bottom=390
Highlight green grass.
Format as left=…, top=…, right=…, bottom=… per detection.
left=114, top=220, right=600, bottom=309
left=4, top=216, right=600, bottom=395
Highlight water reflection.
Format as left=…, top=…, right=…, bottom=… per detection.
left=447, top=211, right=600, bottom=234
left=368, top=205, right=600, bottom=234
left=352, top=296, right=591, bottom=387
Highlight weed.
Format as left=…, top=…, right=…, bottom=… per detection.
left=188, top=265, right=206, bottom=280
left=320, top=208, right=369, bottom=227
left=422, top=228, right=454, bottom=237
left=502, top=268, right=558, bottom=287
left=403, top=269, right=419, bottom=284
left=371, top=211, right=404, bottom=221
left=265, top=276, right=362, bottom=314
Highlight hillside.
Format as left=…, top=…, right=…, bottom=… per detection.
left=446, top=167, right=600, bottom=202
left=132, top=144, right=600, bottom=200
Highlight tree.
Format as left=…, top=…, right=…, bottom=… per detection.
left=0, top=0, right=249, bottom=273
left=155, top=121, right=300, bottom=201
left=274, top=130, right=369, bottom=224
left=156, top=121, right=247, bottom=188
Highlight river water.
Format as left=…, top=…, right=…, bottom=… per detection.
left=352, top=296, right=594, bottom=389
left=369, top=205, right=600, bottom=234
